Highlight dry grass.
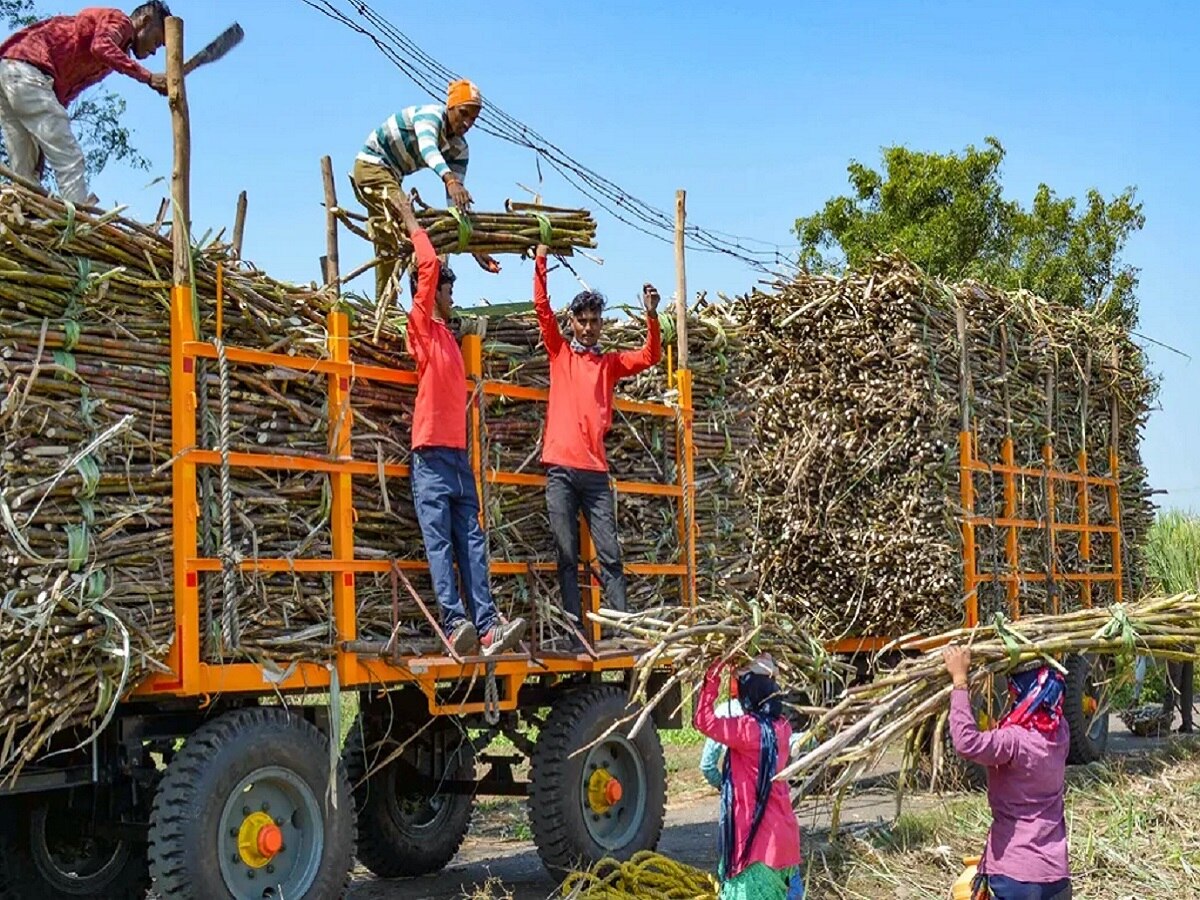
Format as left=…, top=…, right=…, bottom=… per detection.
left=800, top=739, right=1200, bottom=899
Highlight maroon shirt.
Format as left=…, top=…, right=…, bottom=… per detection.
left=950, top=688, right=1071, bottom=883
left=0, top=8, right=153, bottom=106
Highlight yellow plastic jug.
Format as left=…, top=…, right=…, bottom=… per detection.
left=951, top=856, right=981, bottom=900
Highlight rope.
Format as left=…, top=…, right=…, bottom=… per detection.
left=560, top=851, right=718, bottom=899
left=447, top=205, right=472, bottom=251
left=484, top=662, right=500, bottom=726
left=214, top=338, right=241, bottom=652
left=533, top=211, right=553, bottom=245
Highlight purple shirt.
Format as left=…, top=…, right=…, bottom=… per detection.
left=949, top=689, right=1070, bottom=883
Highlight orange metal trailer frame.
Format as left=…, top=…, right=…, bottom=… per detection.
left=134, top=282, right=699, bottom=713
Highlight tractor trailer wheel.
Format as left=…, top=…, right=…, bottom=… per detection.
left=1064, top=653, right=1110, bottom=764
left=528, top=684, right=666, bottom=881
left=147, top=706, right=355, bottom=900
left=0, top=792, right=148, bottom=900
left=342, top=713, right=475, bottom=878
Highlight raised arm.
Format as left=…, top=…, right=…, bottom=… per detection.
left=943, top=647, right=1021, bottom=767
left=533, top=245, right=565, bottom=357
left=693, top=660, right=767, bottom=752
left=392, top=192, right=439, bottom=364
left=612, top=284, right=662, bottom=378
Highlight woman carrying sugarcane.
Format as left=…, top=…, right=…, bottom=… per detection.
left=694, top=653, right=804, bottom=900
left=943, top=647, right=1072, bottom=900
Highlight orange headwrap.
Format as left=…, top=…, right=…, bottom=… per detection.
left=447, top=79, right=482, bottom=109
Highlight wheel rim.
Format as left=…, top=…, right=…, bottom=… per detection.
left=1083, top=658, right=1111, bottom=744
left=217, top=765, right=324, bottom=900
left=386, top=762, right=457, bottom=832
left=29, top=803, right=131, bottom=893
left=579, top=734, right=647, bottom=850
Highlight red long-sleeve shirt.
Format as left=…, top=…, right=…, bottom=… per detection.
left=408, top=230, right=467, bottom=450
left=533, top=255, right=662, bottom=472
left=0, top=8, right=154, bottom=107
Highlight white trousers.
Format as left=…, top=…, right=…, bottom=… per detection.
left=0, top=59, right=91, bottom=203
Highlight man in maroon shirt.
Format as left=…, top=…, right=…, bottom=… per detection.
left=0, top=3, right=170, bottom=204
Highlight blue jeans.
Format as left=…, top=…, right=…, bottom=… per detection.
left=980, top=875, right=1072, bottom=900
left=411, top=447, right=496, bottom=635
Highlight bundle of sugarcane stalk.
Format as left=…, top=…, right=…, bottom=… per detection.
left=334, top=200, right=596, bottom=269
left=587, top=599, right=849, bottom=748
left=721, top=256, right=1156, bottom=636
left=777, top=593, right=1200, bottom=794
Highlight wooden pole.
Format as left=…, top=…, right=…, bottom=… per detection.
left=321, top=156, right=340, bottom=293
left=231, top=190, right=247, bottom=259
left=674, top=189, right=688, bottom=369
left=166, top=16, right=190, bottom=285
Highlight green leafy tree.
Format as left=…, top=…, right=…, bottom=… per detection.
left=795, top=137, right=1145, bottom=325
left=0, top=0, right=149, bottom=177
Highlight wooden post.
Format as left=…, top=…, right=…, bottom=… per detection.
left=231, top=190, right=247, bottom=259
left=674, top=189, right=688, bottom=369
left=321, top=156, right=340, bottom=293
left=166, top=17, right=190, bottom=285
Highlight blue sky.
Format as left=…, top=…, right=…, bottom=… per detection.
left=84, top=0, right=1198, bottom=511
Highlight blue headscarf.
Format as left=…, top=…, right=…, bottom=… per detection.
left=1001, top=665, right=1066, bottom=734
left=718, top=671, right=782, bottom=881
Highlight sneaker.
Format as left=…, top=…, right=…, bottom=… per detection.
left=479, top=617, right=527, bottom=657
left=448, top=620, right=479, bottom=655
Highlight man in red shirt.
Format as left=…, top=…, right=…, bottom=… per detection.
left=0, top=3, right=170, bottom=205
left=392, top=191, right=525, bottom=656
left=533, top=243, right=661, bottom=649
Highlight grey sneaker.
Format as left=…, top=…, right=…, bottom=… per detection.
left=448, top=620, right=478, bottom=655
left=479, top=617, right=527, bottom=657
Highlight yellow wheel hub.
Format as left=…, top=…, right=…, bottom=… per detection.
left=237, top=811, right=284, bottom=869
left=586, top=768, right=623, bottom=814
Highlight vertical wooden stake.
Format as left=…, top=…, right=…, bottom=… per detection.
left=165, top=17, right=190, bottom=286
left=232, top=190, right=247, bottom=259
left=674, top=189, right=688, bottom=370
left=321, top=156, right=341, bottom=294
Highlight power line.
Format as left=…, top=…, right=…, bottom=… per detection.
left=297, top=0, right=799, bottom=273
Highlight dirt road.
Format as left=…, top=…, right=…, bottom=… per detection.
left=346, top=724, right=1165, bottom=900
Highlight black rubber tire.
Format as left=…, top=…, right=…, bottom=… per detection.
left=147, top=706, right=355, bottom=899
left=1065, top=653, right=1110, bottom=764
left=0, top=794, right=148, bottom=900
left=342, top=714, right=475, bottom=878
left=528, top=684, right=666, bottom=881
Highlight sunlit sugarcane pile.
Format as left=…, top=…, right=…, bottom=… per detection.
left=724, top=256, right=1156, bottom=636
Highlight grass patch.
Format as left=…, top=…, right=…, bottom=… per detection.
left=800, top=740, right=1200, bottom=899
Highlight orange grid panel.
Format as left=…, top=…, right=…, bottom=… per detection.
left=138, top=287, right=698, bottom=700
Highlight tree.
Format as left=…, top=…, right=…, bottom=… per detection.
left=795, top=137, right=1145, bottom=325
left=0, top=0, right=149, bottom=178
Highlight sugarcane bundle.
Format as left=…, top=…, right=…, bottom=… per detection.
left=587, top=598, right=849, bottom=749
left=777, top=593, right=1200, bottom=794
left=337, top=200, right=597, bottom=267
left=720, top=256, right=1156, bottom=636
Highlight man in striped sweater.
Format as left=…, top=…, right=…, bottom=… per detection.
left=351, top=78, right=498, bottom=303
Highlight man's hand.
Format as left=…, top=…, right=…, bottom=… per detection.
left=535, top=244, right=549, bottom=259
left=642, top=283, right=661, bottom=316
left=444, top=174, right=472, bottom=210
left=942, top=646, right=971, bottom=689
left=149, top=73, right=168, bottom=96
left=474, top=252, right=500, bottom=274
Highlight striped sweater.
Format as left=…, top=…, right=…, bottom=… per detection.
left=357, top=103, right=469, bottom=181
